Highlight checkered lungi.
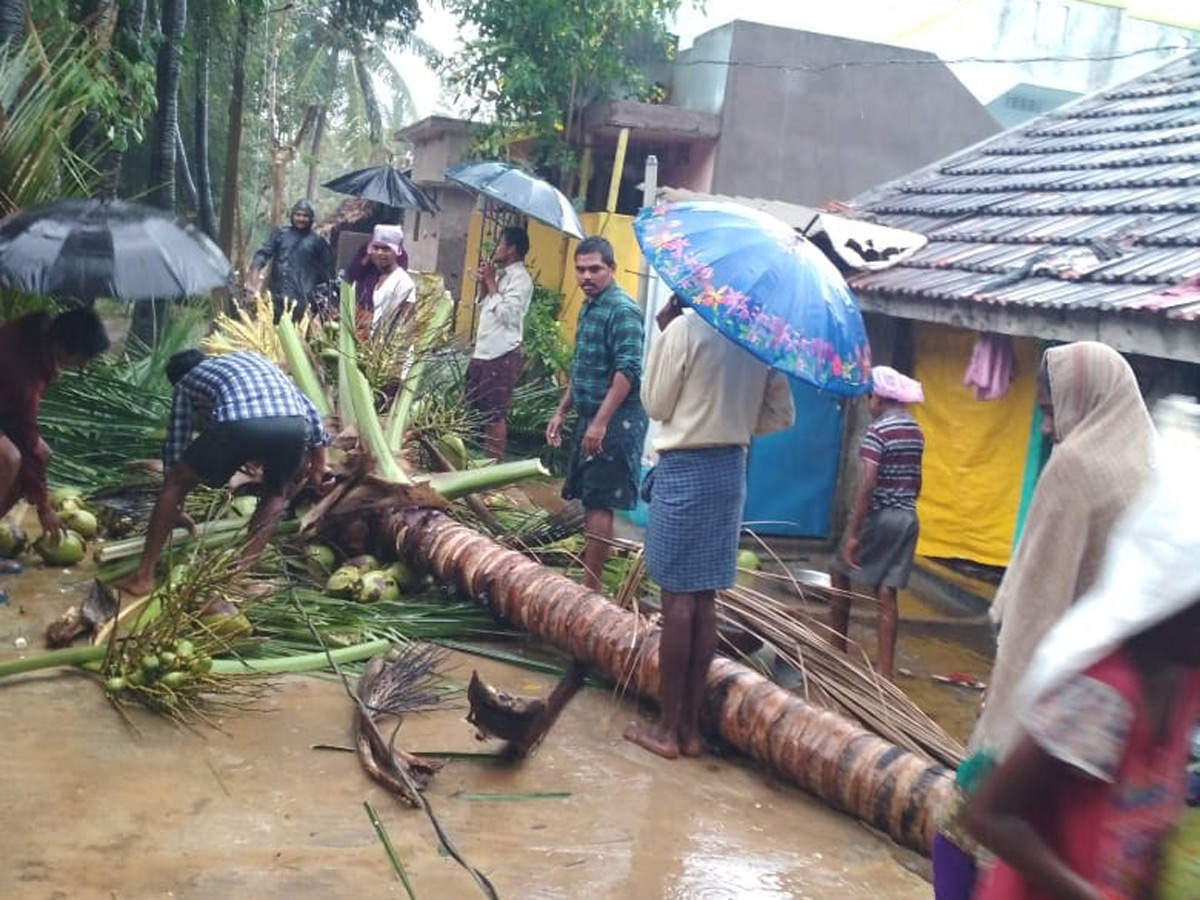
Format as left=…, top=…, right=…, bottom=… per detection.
left=644, top=445, right=747, bottom=593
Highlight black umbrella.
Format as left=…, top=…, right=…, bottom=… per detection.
left=445, top=160, right=585, bottom=239
left=0, top=199, right=232, bottom=302
left=322, top=165, right=440, bottom=213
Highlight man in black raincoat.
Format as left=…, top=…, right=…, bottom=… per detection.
left=248, top=199, right=334, bottom=322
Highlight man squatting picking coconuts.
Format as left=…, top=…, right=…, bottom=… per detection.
left=0, top=307, right=112, bottom=597
left=114, top=349, right=333, bottom=599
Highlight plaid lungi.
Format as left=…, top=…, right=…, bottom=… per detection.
left=644, top=445, right=747, bottom=593
left=561, top=406, right=646, bottom=512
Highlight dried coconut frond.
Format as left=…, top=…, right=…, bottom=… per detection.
left=716, top=584, right=965, bottom=767
left=202, top=293, right=313, bottom=364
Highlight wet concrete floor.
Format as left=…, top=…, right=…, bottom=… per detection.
left=0, top=557, right=941, bottom=900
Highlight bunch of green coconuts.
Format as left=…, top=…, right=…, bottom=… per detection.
left=0, top=487, right=100, bottom=568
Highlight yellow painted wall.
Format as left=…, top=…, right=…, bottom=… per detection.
left=457, top=211, right=645, bottom=343
left=911, top=323, right=1042, bottom=567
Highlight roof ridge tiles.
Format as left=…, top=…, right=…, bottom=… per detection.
left=943, top=151, right=1200, bottom=175
left=1024, top=116, right=1200, bottom=139
left=980, top=130, right=1200, bottom=155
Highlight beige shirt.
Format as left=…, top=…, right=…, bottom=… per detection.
left=473, top=261, right=534, bottom=360
left=642, top=312, right=795, bottom=453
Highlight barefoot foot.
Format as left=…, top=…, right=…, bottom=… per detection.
left=112, top=574, right=156, bottom=597
left=623, top=722, right=679, bottom=760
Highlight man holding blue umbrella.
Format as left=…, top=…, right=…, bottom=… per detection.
left=545, top=236, right=647, bottom=592
left=626, top=294, right=794, bottom=760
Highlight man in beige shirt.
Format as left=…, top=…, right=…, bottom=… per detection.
left=625, top=296, right=794, bottom=760
left=467, top=226, right=534, bottom=459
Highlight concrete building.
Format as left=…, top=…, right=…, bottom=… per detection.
left=670, top=0, right=1200, bottom=108
left=582, top=21, right=1002, bottom=213
left=392, top=116, right=478, bottom=301
left=986, top=83, right=1082, bottom=128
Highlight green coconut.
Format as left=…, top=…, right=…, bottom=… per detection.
left=736, top=549, right=761, bottom=571
left=346, top=554, right=380, bottom=571
left=230, top=495, right=259, bottom=517
left=47, top=487, right=82, bottom=509
left=63, top=508, right=98, bottom=539
left=386, top=560, right=420, bottom=591
left=305, top=543, right=338, bottom=579
left=735, top=548, right=761, bottom=587
left=435, top=433, right=469, bottom=470
left=198, top=611, right=254, bottom=641
left=0, top=522, right=27, bottom=557
left=326, top=565, right=363, bottom=599
left=358, top=570, right=401, bottom=603
left=33, top=529, right=87, bottom=567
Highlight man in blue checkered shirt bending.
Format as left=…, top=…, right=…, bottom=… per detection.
left=115, top=349, right=331, bottom=597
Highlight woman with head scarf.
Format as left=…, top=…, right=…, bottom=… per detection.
left=967, top=396, right=1200, bottom=899
left=933, top=341, right=1157, bottom=899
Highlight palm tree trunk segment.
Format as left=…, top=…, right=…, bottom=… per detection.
left=394, top=509, right=952, bottom=853
left=149, top=0, right=185, bottom=211
left=217, top=0, right=250, bottom=256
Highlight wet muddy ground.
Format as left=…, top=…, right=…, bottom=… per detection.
left=0, top=531, right=992, bottom=899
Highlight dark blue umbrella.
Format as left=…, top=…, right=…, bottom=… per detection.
left=0, top=199, right=232, bottom=301
left=322, top=165, right=440, bottom=213
left=445, top=161, right=585, bottom=239
left=634, top=200, right=871, bottom=396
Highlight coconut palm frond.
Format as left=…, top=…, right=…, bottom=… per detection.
left=39, top=305, right=207, bottom=488
left=202, top=294, right=316, bottom=363
left=244, top=586, right=512, bottom=658
left=0, top=32, right=109, bottom=216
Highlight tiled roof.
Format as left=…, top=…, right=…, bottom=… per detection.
left=848, top=52, right=1200, bottom=324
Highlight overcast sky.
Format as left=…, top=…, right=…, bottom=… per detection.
left=397, top=0, right=1199, bottom=120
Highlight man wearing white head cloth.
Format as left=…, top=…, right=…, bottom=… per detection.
left=829, top=365, right=925, bottom=680
left=369, top=224, right=415, bottom=329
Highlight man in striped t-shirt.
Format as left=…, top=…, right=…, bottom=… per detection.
left=830, top=366, right=925, bottom=680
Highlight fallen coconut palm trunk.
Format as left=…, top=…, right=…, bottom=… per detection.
left=393, top=509, right=953, bottom=853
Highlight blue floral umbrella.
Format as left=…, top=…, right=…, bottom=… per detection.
left=634, top=200, right=872, bottom=396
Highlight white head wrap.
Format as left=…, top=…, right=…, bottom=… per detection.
left=371, top=224, right=404, bottom=254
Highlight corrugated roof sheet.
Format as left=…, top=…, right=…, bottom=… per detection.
left=850, top=53, right=1200, bottom=323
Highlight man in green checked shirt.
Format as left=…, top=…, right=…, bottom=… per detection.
left=546, top=236, right=648, bottom=592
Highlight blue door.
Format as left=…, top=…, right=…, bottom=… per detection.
left=743, top=378, right=843, bottom=538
